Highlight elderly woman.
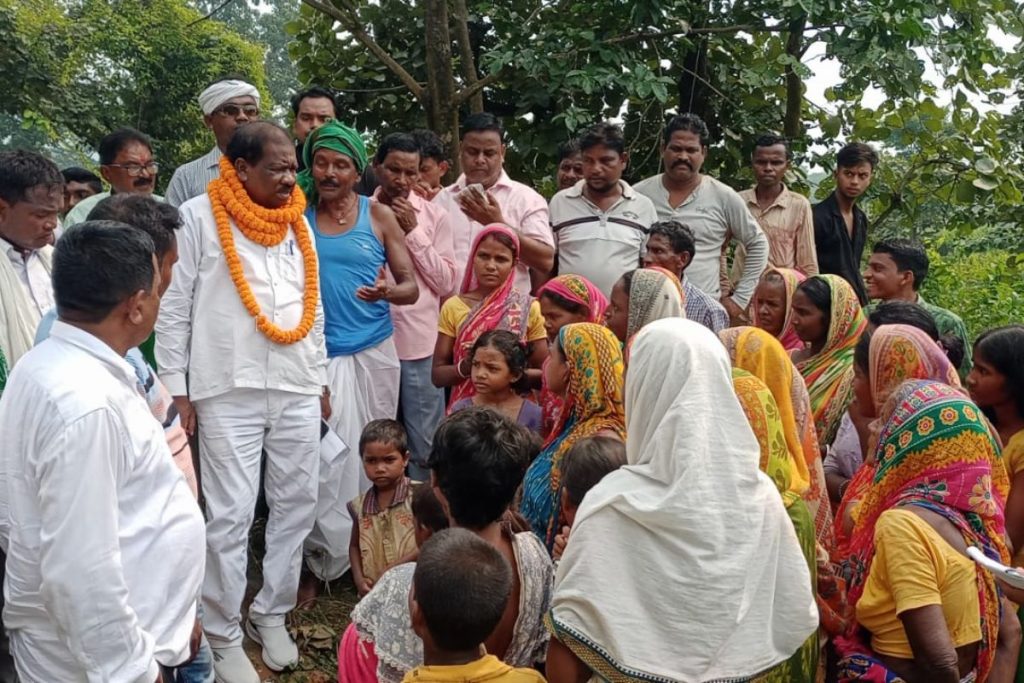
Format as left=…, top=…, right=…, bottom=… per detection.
left=604, top=266, right=685, bottom=344
left=297, top=120, right=419, bottom=591
left=835, top=380, right=1019, bottom=682
left=546, top=319, right=817, bottom=683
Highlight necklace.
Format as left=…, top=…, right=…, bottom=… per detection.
left=324, top=194, right=358, bottom=226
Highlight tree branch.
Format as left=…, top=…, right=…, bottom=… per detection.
left=187, top=0, right=238, bottom=27
left=451, top=0, right=483, bottom=112
left=604, top=22, right=844, bottom=47
left=456, top=69, right=504, bottom=103
left=300, top=0, right=425, bottom=100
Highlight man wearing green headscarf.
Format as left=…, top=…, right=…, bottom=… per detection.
left=297, top=119, right=421, bottom=601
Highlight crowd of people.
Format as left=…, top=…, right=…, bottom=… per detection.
left=0, top=73, right=1022, bottom=683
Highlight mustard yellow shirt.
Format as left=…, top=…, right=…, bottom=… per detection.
left=402, top=654, right=546, bottom=683
left=348, top=478, right=418, bottom=584
left=856, top=508, right=981, bottom=659
left=438, top=297, right=547, bottom=342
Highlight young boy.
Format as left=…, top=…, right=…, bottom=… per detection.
left=406, top=528, right=546, bottom=683
left=349, top=419, right=418, bottom=596
left=553, top=435, right=627, bottom=561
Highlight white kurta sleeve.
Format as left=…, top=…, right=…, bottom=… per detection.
left=155, top=203, right=201, bottom=397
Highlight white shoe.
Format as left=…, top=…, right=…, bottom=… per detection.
left=211, top=644, right=259, bottom=683
left=245, top=619, right=299, bottom=672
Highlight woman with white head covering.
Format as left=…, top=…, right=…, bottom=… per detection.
left=546, top=318, right=818, bottom=683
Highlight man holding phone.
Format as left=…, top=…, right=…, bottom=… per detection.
left=438, top=113, right=554, bottom=293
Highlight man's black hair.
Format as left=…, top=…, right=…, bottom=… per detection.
left=98, top=128, right=153, bottom=166
left=53, top=221, right=156, bottom=324
left=411, top=129, right=447, bottom=163
left=87, top=194, right=181, bottom=260
left=290, top=86, right=338, bottom=116
left=62, top=167, right=102, bottom=194
left=836, top=142, right=878, bottom=170
left=648, top=220, right=696, bottom=259
left=427, top=407, right=537, bottom=530
left=557, top=139, right=581, bottom=162
left=0, top=150, right=63, bottom=205
left=374, top=133, right=421, bottom=165
left=662, top=113, right=710, bottom=146
left=753, top=133, right=792, bottom=160
left=459, top=112, right=503, bottom=142
left=226, top=121, right=292, bottom=165
left=579, top=122, right=626, bottom=155
left=872, top=238, right=929, bottom=291
left=867, top=301, right=939, bottom=340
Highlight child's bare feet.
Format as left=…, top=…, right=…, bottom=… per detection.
left=295, top=567, right=322, bottom=610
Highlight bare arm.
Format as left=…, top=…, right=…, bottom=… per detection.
left=899, top=605, right=962, bottom=683
left=525, top=339, right=549, bottom=386
left=370, top=202, right=419, bottom=305
left=348, top=506, right=371, bottom=596
left=431, top=333, right=462, bottom=388
left=546, top=638, right=592, bottom=683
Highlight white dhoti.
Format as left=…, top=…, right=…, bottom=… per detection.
left=305, top=336, right=401, bottom=581
left=193, top=388, right=320, bottom=647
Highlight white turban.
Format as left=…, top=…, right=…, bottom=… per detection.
left=198, top=79, right=261, bottom=115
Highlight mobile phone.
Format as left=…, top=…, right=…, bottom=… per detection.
left=461, top=183, right=487, bottom=202
left=966, top=546, right=1024, bottom=589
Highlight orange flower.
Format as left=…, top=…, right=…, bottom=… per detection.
left=208, top=158, right=317, bottom=345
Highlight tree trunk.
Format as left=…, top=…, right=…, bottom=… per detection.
left=451, top=0, right=483, bottom=113
left=783, top=15, right=806, bottom=139
left=423, top=0, right=461, bottom=175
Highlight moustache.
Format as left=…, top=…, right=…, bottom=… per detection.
left=672, top=160, right=692, bottom=169
left=133, top=178, right=153, bottom=186
left=319, top=180, right=340, bottom=188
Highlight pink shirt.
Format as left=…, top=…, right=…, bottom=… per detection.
left=374, top=190, right=457, bottom=360
left=438, top=171, right=553, bottom=294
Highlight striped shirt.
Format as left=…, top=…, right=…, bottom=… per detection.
left=683, top=276, right=730, bottom=333
left=550, top=180, right=658, bottom=297
left=166, top=146, right=222, bottom=207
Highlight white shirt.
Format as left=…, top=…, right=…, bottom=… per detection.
left=156, top=194, right=328, bottom=401
left=0, top=322, right=206, bottom=682
left=633, top=174, right=768, bottom=307
left=0, top=237, right=54, bottom=318
left=549, top=179, right=658, bottom=297
left=437, top=171, right=554, bottom=294
left=166, top=146, right=222, bottom=207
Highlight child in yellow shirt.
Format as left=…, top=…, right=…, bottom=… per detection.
left=404, top=528, right=546, bottom=683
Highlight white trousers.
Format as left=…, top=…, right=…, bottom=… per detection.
left=305, top=337, right=400, bottom=581
left=194, top=388, right=320, bottom=646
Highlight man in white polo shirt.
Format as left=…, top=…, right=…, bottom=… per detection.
left=634, top=113, right=767, bottom=322
left=549, top=122, right=658, bottom=297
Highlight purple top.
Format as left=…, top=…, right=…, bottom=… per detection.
left=450, top=397, right=543, bottom=434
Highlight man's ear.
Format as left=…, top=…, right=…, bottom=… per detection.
left=125, top=288, right=149, bottom=326
left=438, top=160, right=450, bottom=176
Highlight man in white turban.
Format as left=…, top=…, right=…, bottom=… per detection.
left=165, top=77, right=260, bottom=207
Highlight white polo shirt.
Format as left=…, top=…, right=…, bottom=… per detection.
left=550, top=179, right=658, bottom=296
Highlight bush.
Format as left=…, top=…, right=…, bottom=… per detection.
left=922, top=249, right=1024, bottom=343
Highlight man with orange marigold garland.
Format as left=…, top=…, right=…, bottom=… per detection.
left=156, top=122, right=328, bottom=683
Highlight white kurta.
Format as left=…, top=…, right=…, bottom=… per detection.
left=0, top=322, right=206, bottom=683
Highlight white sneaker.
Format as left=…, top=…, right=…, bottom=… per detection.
left=245, top=619, right=299, bottom=672
left=211, top=644, right=260, bottom=683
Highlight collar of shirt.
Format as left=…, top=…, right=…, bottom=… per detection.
left=202, top=146, right=222, bottom=170
left=742, top=184, right=792, bottom=212
left=362, top=476, right=412, bottom=515
left=564, top=178, right=640, bottom=201
left=49, top=320, right=138, bottom=388
left=821, top=190, right=866, bottom=222
left=0, top=235, right=35, bottom=262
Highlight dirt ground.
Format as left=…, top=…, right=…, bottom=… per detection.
left=241, top=519, right=360, bottom=682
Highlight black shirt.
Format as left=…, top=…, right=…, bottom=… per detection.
left=813, top=191, right=869, bottom=304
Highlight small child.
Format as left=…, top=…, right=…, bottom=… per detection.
left=449, top=330, right=542, bottom=433
left=405, top=528, right=546, bottom=683
left=349, top=419, right=418, bottom=596
left=553, top=435, right=627, bottom=561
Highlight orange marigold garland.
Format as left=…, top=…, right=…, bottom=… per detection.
left=209, top=156, right=318, bottom=345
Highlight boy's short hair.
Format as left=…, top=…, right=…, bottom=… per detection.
left=836, top=142, right=878, bottom=170
left=413, top=528, right=512, bottom=651
left=427, top=407, right=538, bottom=529
left=359, top=419, right=408, bottom=455
left=411, top=484, right=449, bottom=533
left=561, top=436, right=627, bottom=508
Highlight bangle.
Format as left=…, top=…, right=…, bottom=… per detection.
left=456, top=358, right=469, bottom=378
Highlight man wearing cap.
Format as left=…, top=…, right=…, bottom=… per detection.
left=166, top=77, right=260, bottom=207
left=295, top=121, right=418, bottom=596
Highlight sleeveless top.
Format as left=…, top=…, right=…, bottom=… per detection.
left=308, top=196, right=393, bottom=356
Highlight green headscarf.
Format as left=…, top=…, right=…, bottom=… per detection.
left=296, top=119, right=369, bottom=204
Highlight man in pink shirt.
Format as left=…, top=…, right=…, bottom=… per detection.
left=373, top=132, right=457, bottom=479
left=438, top=113, right=554, bottom=294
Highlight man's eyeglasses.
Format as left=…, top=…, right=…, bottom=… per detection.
left=105, top=162, right=159, bottom=177
left=214, top=104, right=260, bottom=119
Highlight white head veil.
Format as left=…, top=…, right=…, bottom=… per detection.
left=549, top=318, right=817, bottom=682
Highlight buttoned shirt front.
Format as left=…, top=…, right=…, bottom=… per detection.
left=813, top=191, right=868, bottom=304
left=633, top=174, right=768, bottom=307
left=725, top=186, right=817, bottom=289
left=549, top=179, right=658, bottom=297
left=372, top=189, right=458, bottom=361
left=155, top=194, right=328, bottom=401
left=0, top=322, right=205, bottom=682
left=437, top=171, right=553, bottom=294
left=166, top=146, right=222, bottom=207
left=0, top=236, right=54, bottom=318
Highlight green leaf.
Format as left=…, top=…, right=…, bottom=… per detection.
left=972, top=175, right=999, bottom=191
left=975, top=157, right=997, bottom=174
